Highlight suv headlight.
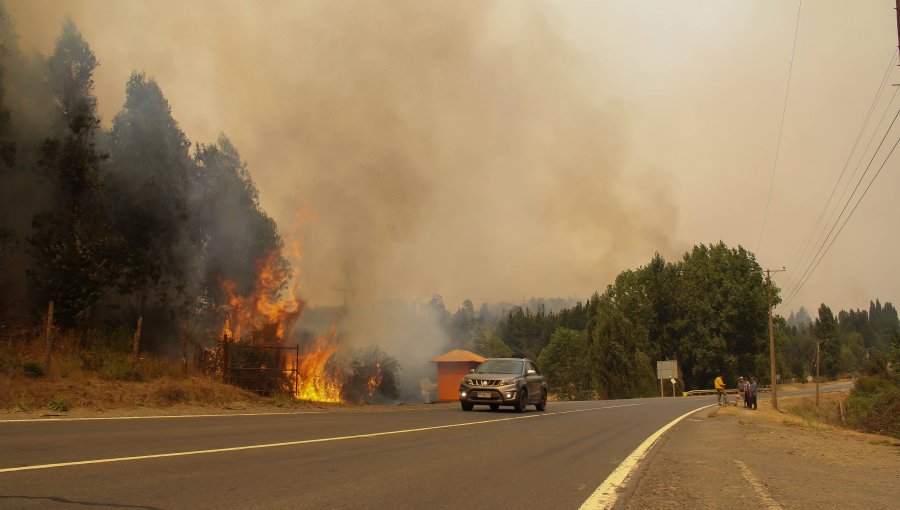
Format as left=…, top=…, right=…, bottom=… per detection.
left=500, top=378, right=518, bottom=385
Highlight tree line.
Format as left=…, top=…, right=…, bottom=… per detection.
left=432, top=243, right=899, bottom=399
left=0, top=12, right=286, bottom=352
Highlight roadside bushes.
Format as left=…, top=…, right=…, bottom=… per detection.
left=845, top=374, right=900, bottom=439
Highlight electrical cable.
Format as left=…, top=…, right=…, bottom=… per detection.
left=757, top=0, right=803, bottom=252
left=783, top=48, right=897, bottom=276
left=782, top=108, right=900, bottom=308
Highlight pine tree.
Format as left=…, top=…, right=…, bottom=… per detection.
left=28, top=21, right=118, bottom=326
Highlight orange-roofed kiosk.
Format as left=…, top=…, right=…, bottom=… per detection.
left=430, top=349, right=486, bottom=402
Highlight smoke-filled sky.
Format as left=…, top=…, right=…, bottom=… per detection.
left=9, top=0, right=900, bottom=316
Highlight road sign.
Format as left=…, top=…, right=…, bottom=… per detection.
left=656, top=360, right=681, bottom=380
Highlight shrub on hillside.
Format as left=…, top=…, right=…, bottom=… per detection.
left=846, top=374, right=900, bottom=439
left=23, top=361, right=45, bottom=378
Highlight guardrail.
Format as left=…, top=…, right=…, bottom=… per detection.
left=682, top=387, right=771, bottom=397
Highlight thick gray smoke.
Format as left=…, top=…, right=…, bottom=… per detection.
left=9, top=2, right=679, bottom=395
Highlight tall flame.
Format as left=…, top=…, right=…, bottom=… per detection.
left=294, top=326, right=343, bottom=402
left=221, top=244, right=344, bottom=403
left=221, top=250, right=301, bottom=342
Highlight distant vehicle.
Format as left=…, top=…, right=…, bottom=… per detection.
left=458, top=358, right=548, bottom=412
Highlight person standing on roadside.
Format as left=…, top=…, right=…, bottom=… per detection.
left=744, top=377, right=752, bottom=408
left=714, top=373, right=726, bottom=406
left=736, top=376, right=745, bottom=407
left=749, top=377, right=758, bottom=410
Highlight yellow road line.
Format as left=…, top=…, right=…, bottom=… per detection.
left=0, top=403, right=640, bottom=473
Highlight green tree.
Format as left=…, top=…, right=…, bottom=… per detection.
left=673, top=243, right=770, bottom=388
left=538, top=327, right=591, bottom=400
left=814, top=303, right=840, bottom=378
left=28, top=20, right=118, bottom=326
left=103, top=72, right=199, bottom=348
left=483, top=334, right=513, bottom=358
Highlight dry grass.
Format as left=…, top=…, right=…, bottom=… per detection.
left=0, top=327, right=316, bottom=416
left=716, top=390, right=900, bottom=446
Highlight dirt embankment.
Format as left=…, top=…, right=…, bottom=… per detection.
left=623, top=391, right=900, bottom=510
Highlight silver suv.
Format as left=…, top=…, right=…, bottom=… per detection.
left=459, top=358, right=548, bottom=412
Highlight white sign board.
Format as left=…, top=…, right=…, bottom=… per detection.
left=656, top=360, right=680, bottom=380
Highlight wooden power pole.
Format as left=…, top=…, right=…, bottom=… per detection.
left=766, top=268, right=786, bottom=411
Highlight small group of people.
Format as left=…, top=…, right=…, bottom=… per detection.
left=714, top=373, right=758, bottom=409
left=735, top=375, right=758, bottom=409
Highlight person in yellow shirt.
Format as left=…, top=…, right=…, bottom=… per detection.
left=714, top=373, right=726, bottom=406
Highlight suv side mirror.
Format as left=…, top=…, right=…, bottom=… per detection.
left=527, top=369, right=536, bottom=376
left=469, top=369, right=475, bottom=373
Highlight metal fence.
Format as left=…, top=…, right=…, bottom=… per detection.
left=192, top=335, right=300, bottom=395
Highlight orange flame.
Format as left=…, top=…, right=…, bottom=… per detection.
left=221, top=245, right=344, bottom=403
left=366, top=361, right=383, bottom=402
left=221, top=250, right=301, bottom=342
left=293, top=326, right=343, bottom=403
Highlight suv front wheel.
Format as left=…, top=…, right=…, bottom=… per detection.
left=535, top=390, right=547, bottom=411
left=514, top=389, right=528, bottom=412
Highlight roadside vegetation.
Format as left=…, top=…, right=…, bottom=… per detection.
left=0, top=327, right=261, bottom=413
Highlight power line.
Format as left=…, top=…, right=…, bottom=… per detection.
left=784, top=49, right=897, bottom=276
left=782, top=107, right=900, bottom=308
left=757, top=0, right=803, bottom=252
left=786, top=99, right=900, bottom=303
left=791, top=82, right=900, bottom=289
left=783, top=131, right=900, bottom=309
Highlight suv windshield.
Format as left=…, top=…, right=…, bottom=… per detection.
left=475, top=359, right=523, bottom=375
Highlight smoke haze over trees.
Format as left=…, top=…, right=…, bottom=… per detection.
left=1, top=5, right=896, bottom=402
left=0, top=9, right=286, bottom=353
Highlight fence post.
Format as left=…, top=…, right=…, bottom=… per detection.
left=222, top=333, right=230, bottom=384
left=131, top=316, right=142, bottom=380
left=43, top=301, right=54, bottom=371
left=182, top=320, right=189, bottom=376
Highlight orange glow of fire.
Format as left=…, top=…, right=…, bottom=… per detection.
left=366, top=361, right=383, bottom=402
left=221, top=244, right=344, bottom=403
left=221, top=250, right=301, bottom=342
left=294, top=326, right=343, bottom=403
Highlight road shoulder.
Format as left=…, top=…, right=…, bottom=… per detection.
left=620, top=399, right=900, bottom=510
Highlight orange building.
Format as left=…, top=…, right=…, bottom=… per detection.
left=430, top=349, right=486, bottom=402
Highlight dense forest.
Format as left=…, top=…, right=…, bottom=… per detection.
left=1, top=11, right=897, bottom=403
left=0, top=13, right=285, bottom=353
left=431, top=245, right=899, bottom=398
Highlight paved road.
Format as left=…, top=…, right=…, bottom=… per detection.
left=0, top=385, right=846, bottom=510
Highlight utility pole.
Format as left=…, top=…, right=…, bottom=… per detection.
left=895, top=0, right=900, bottom=64
left=766, top=267, right=786, bottom=411
left=815, top=338, right=822, bottom=407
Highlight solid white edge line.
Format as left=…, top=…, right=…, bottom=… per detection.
left=0, top=403, right=641, bottom=473
left=734, top=460, right=784, bottom=510
left=579, top=404, right=715, bottom=510
left=0, top=411, right=325, bottom=423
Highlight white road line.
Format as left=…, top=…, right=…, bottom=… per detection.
left=0, top=403, right=640, bottom=473
left=579, top=404, right=714, bottom=510
left=0, top=411, right=324, bottom=423
left=735, top=460, right=784, bottom=510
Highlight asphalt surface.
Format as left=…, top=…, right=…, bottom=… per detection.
left=0, top=397, right=714, bottom=510
left=2, top=385, right=848, bottom=510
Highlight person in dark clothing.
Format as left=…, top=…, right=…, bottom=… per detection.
left=743, top=376, right=751, bottom=408
left=749, top=377, right=758, bottom=410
